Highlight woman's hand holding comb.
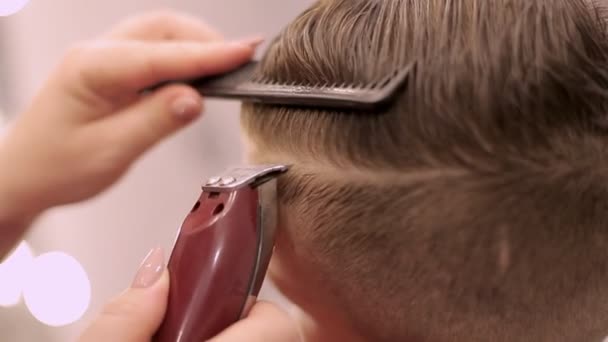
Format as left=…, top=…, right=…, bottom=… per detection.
left=0, top=10, right=261, bottom=256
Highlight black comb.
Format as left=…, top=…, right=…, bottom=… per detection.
left=146, top=61, right=414, bottom=111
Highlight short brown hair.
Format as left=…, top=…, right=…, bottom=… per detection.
left=241, top=1, right=608, bottom=341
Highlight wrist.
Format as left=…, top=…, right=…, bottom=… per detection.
left=0, top=165, right=39, bottom=259
left=0, top=179, right=39, bottom=228
left=0, top=137, right=43, bottom=231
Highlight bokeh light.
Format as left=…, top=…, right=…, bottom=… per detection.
left=22, top=251, right=91, bottom=326
left=0, top=0, right=31, bottom=16
left=0, top=241, right=34, bottom=307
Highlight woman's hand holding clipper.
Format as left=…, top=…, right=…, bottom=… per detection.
left=79, top=248, right=301, bottom=342
left=0, top=10, right=260, bottom=256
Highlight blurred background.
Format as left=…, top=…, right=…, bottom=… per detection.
left=0, top=1, right=313, bottom=340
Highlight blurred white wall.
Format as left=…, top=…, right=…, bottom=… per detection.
left=0, top=1, right=312, bottom=340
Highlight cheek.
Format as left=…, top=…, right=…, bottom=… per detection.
left=268, top=212, right=304, bottom=294
left=268, top=240, right=295, bottom=298
left=268, top=223, right=331, bottom=312
left=269, top=222, right=295, bottom=280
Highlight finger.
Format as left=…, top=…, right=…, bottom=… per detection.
left=79, top=248, right=169, bottom=342
left=208, top=301, right=301, bottom=342
left=96, top=83, right=203, bottom=162
left=103, top=10, right=223, bottom=41
left=68, top=39, right=260, bottom=95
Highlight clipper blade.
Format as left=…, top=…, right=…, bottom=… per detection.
left=147, top=61, right=414, bottom=111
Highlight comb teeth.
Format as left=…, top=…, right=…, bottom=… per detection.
left=149, top=61, right=414, bottom=111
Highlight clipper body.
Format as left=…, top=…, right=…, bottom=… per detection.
left=154, top=165, right=287, bottom=342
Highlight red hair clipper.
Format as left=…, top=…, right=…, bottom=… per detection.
left=153, top=164, right=288, bottom=342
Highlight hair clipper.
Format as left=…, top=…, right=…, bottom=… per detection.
left=153, top=164, right=288, bottom=342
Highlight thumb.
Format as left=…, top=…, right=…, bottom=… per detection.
left=101, top=84, right=203, bottom=161
left=79, top=248, right=168, bottom=342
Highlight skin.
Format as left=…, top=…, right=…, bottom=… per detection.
left=0, top=10, right=300, bottom=342
left=244, top=138, right=367, bottom=342
left=269, top=227, right=366, bottom=342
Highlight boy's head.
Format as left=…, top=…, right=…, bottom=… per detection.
left=241, top=0, right=608, bottom=341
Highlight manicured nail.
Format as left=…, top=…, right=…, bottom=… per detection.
left=171, top=94, right=201, bottom=120
left=131, top=247, right=165, bottom=288
left=233, top=35, right=265, bottom=48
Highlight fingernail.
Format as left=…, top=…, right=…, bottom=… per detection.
left=171, top=94, right=201, bottom=120
left=131, top=247, right=165, bottom=288
left=233, top=35, right=265, bottom=48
